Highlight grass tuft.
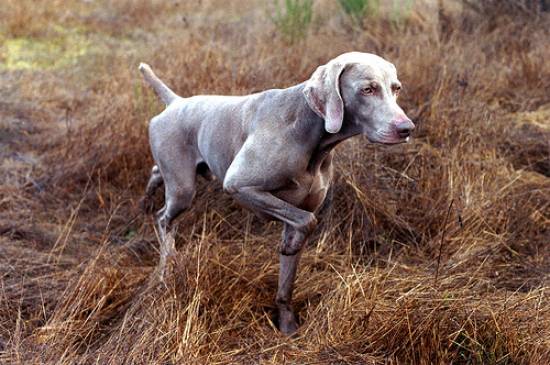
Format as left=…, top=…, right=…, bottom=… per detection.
left=0, top=0, right=549, bottom=364
left=271, top=0, right=313, bottom=43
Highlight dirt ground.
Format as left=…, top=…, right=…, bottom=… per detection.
left=0, top=0, right=549, bottom=364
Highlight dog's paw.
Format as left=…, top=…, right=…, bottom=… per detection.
left=277, top=308, right=299, bottom=336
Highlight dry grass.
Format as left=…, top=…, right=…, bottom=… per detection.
left=1, top=0, right=549, bottom=364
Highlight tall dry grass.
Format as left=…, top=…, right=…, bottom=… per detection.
left=0, top=0, right=549, bottom=364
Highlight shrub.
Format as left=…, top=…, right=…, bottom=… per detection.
left=271, top=0, right=313, bottom=43
left=462, top=0, right=550, bottom=16
left=338, top=0, right=379, bottom=27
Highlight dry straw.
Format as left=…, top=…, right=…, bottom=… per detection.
left=1, top=0, right=549, bottom=364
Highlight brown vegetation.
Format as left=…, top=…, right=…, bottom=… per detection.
left=1, top=0, right=549, bottom=363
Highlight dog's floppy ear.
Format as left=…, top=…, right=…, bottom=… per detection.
left=303, top=61, right=347, bottom=133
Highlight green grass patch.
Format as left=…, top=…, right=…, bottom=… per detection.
left=0, top=26, right=92, bottom=70
left=271, top=0, right=313, bottom=43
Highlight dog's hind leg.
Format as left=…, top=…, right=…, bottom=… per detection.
left=140, top=165, right=164, bottom=213
left=155, top=152, right=197, bottom=281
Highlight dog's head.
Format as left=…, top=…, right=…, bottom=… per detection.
left=304, top=52, right=414, bottom=144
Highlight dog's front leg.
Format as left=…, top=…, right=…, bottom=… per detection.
left=276, top=224, right=305, bottom=335
left=224, top=185, right=317, bottom=254
left=223, top=183, right=316, bottom=334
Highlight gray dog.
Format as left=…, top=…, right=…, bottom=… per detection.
left=139, top=52, right=414, bottom=334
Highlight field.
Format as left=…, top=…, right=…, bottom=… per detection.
left=1, top=0, right=549, bottom=363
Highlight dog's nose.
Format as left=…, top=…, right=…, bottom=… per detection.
left=395, top=119, right=415, bottom=138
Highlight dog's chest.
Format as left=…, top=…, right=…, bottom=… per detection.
left=273, top=155, right=333, bottom=212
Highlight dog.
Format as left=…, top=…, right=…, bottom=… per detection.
left=139, top=52, right=414, bottom=334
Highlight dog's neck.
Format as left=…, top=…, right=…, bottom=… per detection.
left=292, top=82, right=362, bottom=172
left=307, top=114, right=362, bottom=173
left=292, top=83, right=362, bottom=152
left=318, top=118, right=363, bottom=152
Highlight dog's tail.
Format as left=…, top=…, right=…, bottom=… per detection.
left=138, top=63, right=178, bottom=105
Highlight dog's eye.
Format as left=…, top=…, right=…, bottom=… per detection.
left=393, top=85, right=402, bottom=95
left=362, top=86, right=376, bottom=95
